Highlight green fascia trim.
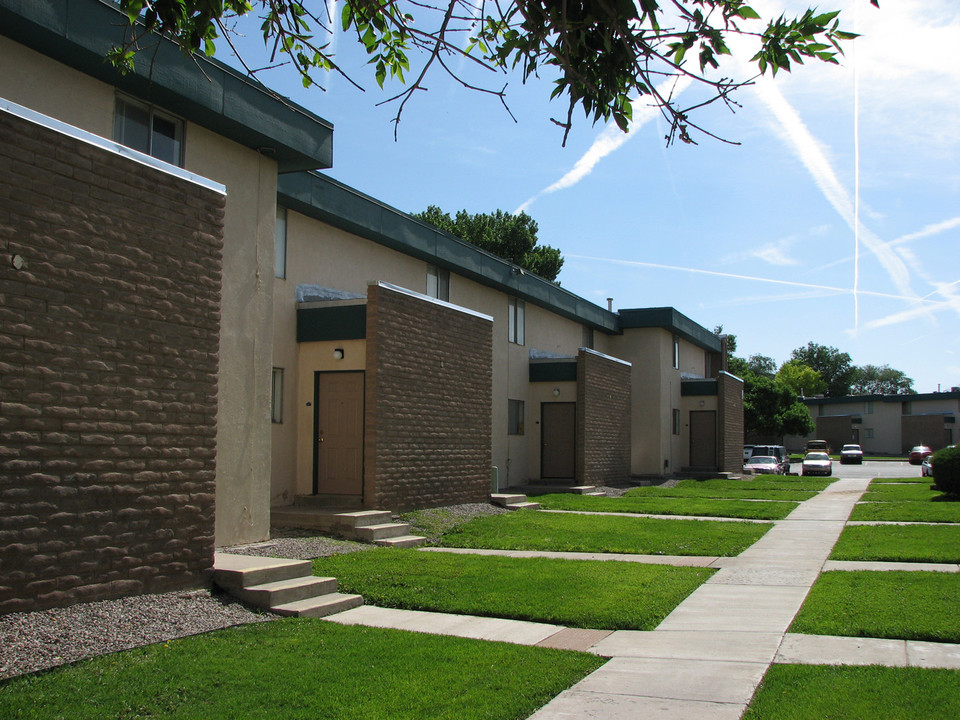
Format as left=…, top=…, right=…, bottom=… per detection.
left=618, top=307, right=722, bottom=352
left=803, top=391, right=960, bottom=407
left=0, top=0, right=333, bottom=172
left=297, top=305, right=366, bottom=343
left=681, top=379, right=717, bottom=397
left=529, top=361, right=577, bottom=383
left=278, top=171, right=620, bottom=334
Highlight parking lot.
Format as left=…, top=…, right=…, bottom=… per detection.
left=792, top=459, right=915, bottom=480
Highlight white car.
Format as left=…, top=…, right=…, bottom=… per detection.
left=744, top=456, right=783, bottom=475
left=840, top=444, right=863, bottom=465
left=801, top=452, right=833, bottom=477
left=743, top=445, right=755, bottom=462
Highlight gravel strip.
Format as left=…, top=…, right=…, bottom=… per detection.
left=0, top=589, right=272, bottom=681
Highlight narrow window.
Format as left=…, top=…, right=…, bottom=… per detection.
left=672, top=408, right=681, bottom=435
left=426, top=264, right=449, bottom=301
left=672, top=335, right=680, bottom=369
left=864, top=428, right=875, bottom=440
left=864, top=401, right=874, bottom=415
left=271, top=368, right=284, bottom=423
left=508, top=399, right=525, bottom=435
left=582, top=326, right=594, bottom=350
left=902, top=401, right=912, bottom=415
left=275, top=206, right=287, bottom=279
left=508, top=297, right=525, bottom=345
left=114, top=96, right=183, bottom=166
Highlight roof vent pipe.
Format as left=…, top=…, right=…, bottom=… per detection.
left=607, top=298, right=613, bottom=312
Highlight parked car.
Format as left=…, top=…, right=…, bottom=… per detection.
left=840, top=444, right=864, bottom=465
left=750, top=445, right=791, bottom=474
left=921, top=455, right=933, bottom=477
left=805, top=439, right=829, bottom=453
left=744, top=456, right=784, bottom=475
left=801, top=452, right=833, bottom=477
left=743, top=445, right=755, bottom=462
left=908, top=445, right=933, bottom=465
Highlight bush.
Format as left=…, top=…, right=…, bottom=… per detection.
left=931, top=446, right=960, bottom=495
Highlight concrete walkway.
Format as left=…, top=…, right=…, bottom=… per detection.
left=324, top=478, right=960, bottom=719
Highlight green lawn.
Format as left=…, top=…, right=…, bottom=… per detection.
left=860, top=482, right=944, bottom=502
left=626, top=477, right=831, bottom=497
left=849, top=481, right=960, bottom=523
left=313, top=548, right=712, bottom=630
left=438, top=510, right=770, bottom=556
left=790, top=571, right=960, bottom=643
left=535, top=494, right=797, bottom=520
left=871, top=476, right=931, bottom=484
left=743, top=665, right=960, bottom=720
left=831, top=524, right=960, bottom=563
left=0, top=621, right=605, bottom=720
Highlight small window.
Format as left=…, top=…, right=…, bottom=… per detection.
left=864, top=428, right=875, bottom=439
left=902, top=401, right=913, bottom=415
left=275, top=206, right=287, bottom=280
left=271, top=368, right=284, bottom=423
left=672, top=409, right=681, bottom=435
left=114, top=96, right=183, bottom=166
left=864, top=401, right=874, bottom=415
left=508, top=399, right=525, bottom=435
left=426, top=264, right=449, bottom=301
left=582, top=326, right=594, bottom=350
left=508, top=297, right=525, bottom=345
left=672, top=335, right=680, bottom=369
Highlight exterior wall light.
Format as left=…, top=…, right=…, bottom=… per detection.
left=333, top=348, right=344, bottom=360
left=553, top=388, right=561, bottom=397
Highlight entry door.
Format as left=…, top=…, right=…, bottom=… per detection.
left=689, top=410, right=717, bottom=469
left=314, top=371, right=364, bottom=496
left=541, top=402, right=576, bottom=479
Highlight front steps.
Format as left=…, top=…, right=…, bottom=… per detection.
left=213, top=553, right=363, bottom=617
left=490, top=493, right=540, bottom=510
left=271, top=503, right=427, bottom=548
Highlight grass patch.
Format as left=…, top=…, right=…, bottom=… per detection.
left=535, top=494, right=797, bottom=520
left=861, top=482, right=944, bottom=502
left=627, top=477, right=831, bottom=498
left=871, top=476, right=931, bottom=484
left=0, top=620, right=605, bottom=720
left=438, top=510, right=768, bottom=556
left=831, top=524, right=960, bottom=563
left=314, top=548, right=711, bottom=630
left=791, top=571, right=960, bottom=642
left=743, top=665, right=960, bottom=720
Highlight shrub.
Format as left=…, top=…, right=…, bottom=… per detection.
left=931, top=446, right=960, bottom=496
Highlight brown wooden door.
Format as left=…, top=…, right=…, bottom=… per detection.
left=314, top=371, right=364, bottom=496
left=541, top=402, right=576, bottom=479
left=689, top=410, right=717, bottom=469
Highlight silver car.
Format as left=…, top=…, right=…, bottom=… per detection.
left=801, top=452, right=832, bottom=477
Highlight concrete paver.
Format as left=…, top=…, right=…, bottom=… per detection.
left=537, top=628, right=613, bottom=652
left=528, top=691, right=748, bottom=720
left=823, top=560, right=960, bottom=573
left=776, top=633, right=909, bottom=667
left=590, top=630, right=783, bottom=663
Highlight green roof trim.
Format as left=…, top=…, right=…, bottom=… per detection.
left=530, top=361, right=578, bottom=383
left=803, top=390, right=960, bottom=406
left=681, top=379, right=718, bottom=397
left=297, top=305, right=366, bottom=342
left=0, top=0, right=333, bottom=172
left=618, top=307, right=722, bottom=352
left=277, top=171, right=620, bottom=334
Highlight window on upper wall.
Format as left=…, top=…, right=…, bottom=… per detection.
left=271, top=368, right=284, bottom=423
left=114, top=96, right=183, bottom=166
left=672, top=408, right=681, bottom=435
left=426, top=264, right=449, bottom=301
left=672, top=335, right=680, bottom=369
left=582, top=326, right=594, bottom=350
left=275, top=206, right=287, bottom=279
left=864, top=401, right=874, bottom=414
left=508, top=399, right=525, bottom=435
left=508, top=297, right=525, bottom=345
left=864, top=428, right=875, bottom=439
left=902, top=401, right=913, bottom=415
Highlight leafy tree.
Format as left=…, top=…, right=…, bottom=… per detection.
left=414, top=206, right=563, bottom=281
left=776, top=359, right=827, bottom=397
left=713, top=325, right=736, bottom=354
left=790, top=342, right=856, bottom=397
left=109, top=1, right=871, bottom=144
left=743, top=374, right=815, bottom=439
left=746, top=354, right=777, bottom=379
left=849, top=364, right=915, bottom=395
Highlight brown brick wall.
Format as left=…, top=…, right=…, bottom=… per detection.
left=0, top=109, right=224, bottom=613
left=717, top=372, right=744, bottom=474
left=815, top=417, right=857, bottom=454
left=901, top=415, right=946, bottom=453
left=364, top=284, right=492, bottom=510
left=576, top=350, right=631, bottom=485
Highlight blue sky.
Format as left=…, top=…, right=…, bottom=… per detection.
left=224, top=0, right=959, bottom=393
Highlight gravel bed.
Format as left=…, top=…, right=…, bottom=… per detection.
left=0, top=589, right=272, bottom=681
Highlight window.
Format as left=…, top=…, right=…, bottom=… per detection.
left=508, top=297, right=525, bottom=345
left=864, top=428, right=875, bottom=439
left=271, top=368, right=284, bottom=423
left=426, top=264, right=449, bottom=301
left=672, top=335, right=680, bottom=369
left=114, top=96, right=183, bottom=166
left=864, top=401, right=874, bottom=415
left=672, top=408, right=681, bottom=435
left=508, top=399, right=525, bottom=435
left=275, top=206, right=287, bottom=279
left=582, top=326, right=594, bottom=350
left=902, top=401, right=913, bottom=415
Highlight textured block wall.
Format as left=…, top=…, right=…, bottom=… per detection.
left=901, top=415, right=945, bottom=453
left=577, top=350, right=631, bottom=485
left=717, top=372, right=744, bottom=474
left=0, top=109, right=224, bottom=613
left=365, top=284, right=492, bottom=510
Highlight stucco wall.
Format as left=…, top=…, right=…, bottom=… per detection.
left=0, top=106, right=224, bottom=613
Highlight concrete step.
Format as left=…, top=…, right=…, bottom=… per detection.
left=508, top=501, right=541, bottom=510
left=490, top=493, right=526, bottom=507
left=273, top=592, right=364, bottom=618
left=375, top=534, right=427, bottom=548
left=213, top=553, right=313, bottom=591
left=570, top=485, right=599, bottom=494
left=271, top=506, right=393, bottom=535
left=230, top=576, right=339, bottom=608
left=354, top=522, right=412, bottom=542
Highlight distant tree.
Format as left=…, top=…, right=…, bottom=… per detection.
left=776, top=360, right=827, bottom=397
left=850, top=364, right=915, bottom=395
left=790, top=342, right=856, bottom=397
left=743, top=374, right=815, bottom=439
left=414, top=206, right=563, bottom=281
left=746, top=354, right=777, bottom=379
left=713, top=325, right=737, bottom=354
